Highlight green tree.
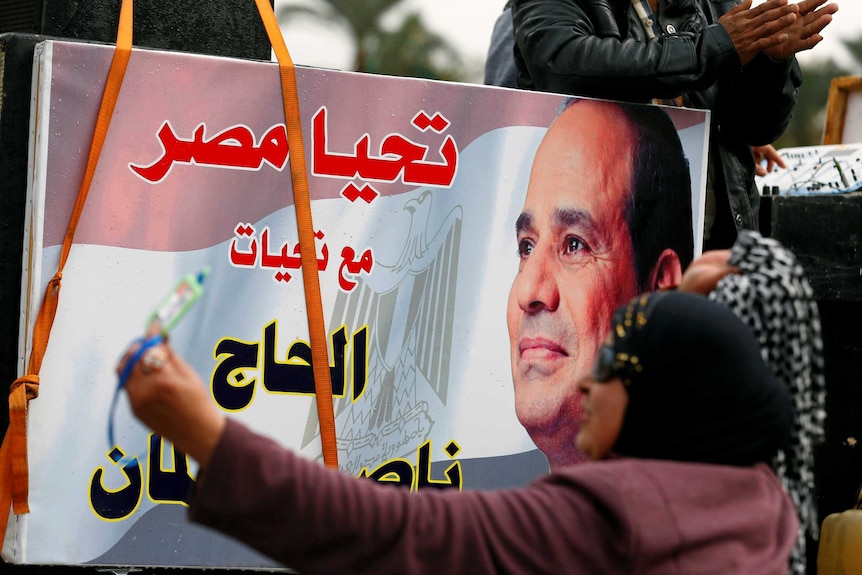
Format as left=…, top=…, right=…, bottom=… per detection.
left=276, top=0, right=466, bottom=81
left=776, top=58, right=850, bottom=147
left=776, top=36, right=862, bottom=147
left=841, top=37, right=862, bottom=73
left=364, top=12, right=465, bottom=81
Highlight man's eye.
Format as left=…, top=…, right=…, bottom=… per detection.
left=564, top=236, right=587, bottom=254
left=517, top=239, right=534, bottom=258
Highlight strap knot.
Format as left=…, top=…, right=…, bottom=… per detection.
left=48, top=272, right=62, bottom=297
left=10, top=375, right=40, bottom=402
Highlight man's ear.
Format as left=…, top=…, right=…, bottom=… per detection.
left=647, top=249, right=683, bottom=291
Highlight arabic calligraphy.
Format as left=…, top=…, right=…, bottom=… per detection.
left=312, top=106, right=459, bottom=203
left=228, top=223, right=373, bottom=290
left=211, top=322, right=369, bottom=411
left=90, top=434, right=462, bottom=521
left=127, top=108, right=460, bottom=192
left=358, top=439, right=462, bottom=491
left=129, top=121, right=289, bottom=183
left=89, top=436, right=193, bottom=521
left=337, top=246, right=373, bottom=291
left=147, top=434, right=195, bottom=505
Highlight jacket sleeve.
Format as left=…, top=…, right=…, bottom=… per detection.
left=188, top=419, right=627, bottom=575
left=512, top=0, right=741, bottom=100
left=714, top=52, right=801, bottom=146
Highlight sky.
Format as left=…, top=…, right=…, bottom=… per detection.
left=274, top=0, right=862, bottom=78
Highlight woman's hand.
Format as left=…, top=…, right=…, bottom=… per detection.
left=677, top=249, right=739, bottom=295
left=116, top=336, right=225, bottom=468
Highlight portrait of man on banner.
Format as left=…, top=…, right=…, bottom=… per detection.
left=507, top=98, right=695, bottom=469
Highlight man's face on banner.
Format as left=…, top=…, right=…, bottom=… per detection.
left=506, top=101, right=640, bottom=467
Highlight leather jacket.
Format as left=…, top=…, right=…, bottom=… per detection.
left=512, top=0, right=802, bottom=245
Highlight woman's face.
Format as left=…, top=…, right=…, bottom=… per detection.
left=575, top=354, right=629, bottom=460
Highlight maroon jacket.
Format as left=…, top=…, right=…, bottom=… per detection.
left=190, top=419, right=798, bottom=574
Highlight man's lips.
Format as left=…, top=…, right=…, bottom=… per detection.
left=518, top=337, right=568, bottom=360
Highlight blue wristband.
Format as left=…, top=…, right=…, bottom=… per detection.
left=109, top=334, right=164, bottom=449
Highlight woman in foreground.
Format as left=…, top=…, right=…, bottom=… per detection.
left=119, top=289, right=798, bottom=574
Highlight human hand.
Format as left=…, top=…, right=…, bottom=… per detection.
left=677, top=249, right=739, bottom=295
left=764, top=0, right=838, bottom=60
left=752, top=144, right=787, bottom=176
left=719, top=0, right=799, bottom=65
left=116, top=335, right=225, bottom=468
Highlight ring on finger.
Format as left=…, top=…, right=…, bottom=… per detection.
left=140, top=351, right=168, bottom=375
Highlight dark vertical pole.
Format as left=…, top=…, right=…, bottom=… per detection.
left=0, top=33, right=40, bottom=440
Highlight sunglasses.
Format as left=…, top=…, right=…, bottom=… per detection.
left=593, top=343, right=640, bottom=387
left=592, top=344, right=617, bottom=383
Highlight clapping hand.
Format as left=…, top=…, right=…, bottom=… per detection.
left=765, top=0, right=839, bottom=60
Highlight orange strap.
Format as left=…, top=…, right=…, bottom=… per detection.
left=0, top=0, right=133, bottom=539
left=255, top=0, right=338, bottom=468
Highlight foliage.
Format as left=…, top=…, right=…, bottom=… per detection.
left=842, top=37, right=862, bottom=74
left=776, top=36, right=862, bottom=147
left=776, top=59, right=851, bottom=147
left=363, top=12, right=465, bottom=81
left=276, top=0, right=467, bottom=81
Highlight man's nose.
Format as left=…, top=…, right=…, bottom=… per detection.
left=517, top=248, right=560, bottom=312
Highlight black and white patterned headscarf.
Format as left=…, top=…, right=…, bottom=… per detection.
left=709, top=230, right=827, bottom=575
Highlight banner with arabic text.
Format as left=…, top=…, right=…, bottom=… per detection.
left=5, top=40, right=709, bottom=568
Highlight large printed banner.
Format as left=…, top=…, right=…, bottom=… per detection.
left=6, top=40, right=709, bottom=568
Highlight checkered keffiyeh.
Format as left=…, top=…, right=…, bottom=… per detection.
left=710, top=230, right=826, bottom=575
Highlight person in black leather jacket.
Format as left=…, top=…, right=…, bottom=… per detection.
left=510, top=0, right=837, bottom=248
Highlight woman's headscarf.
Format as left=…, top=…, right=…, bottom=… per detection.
left=603, top=290, right=795, bottom=467
left=708, top=230, right=826, bottom=575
